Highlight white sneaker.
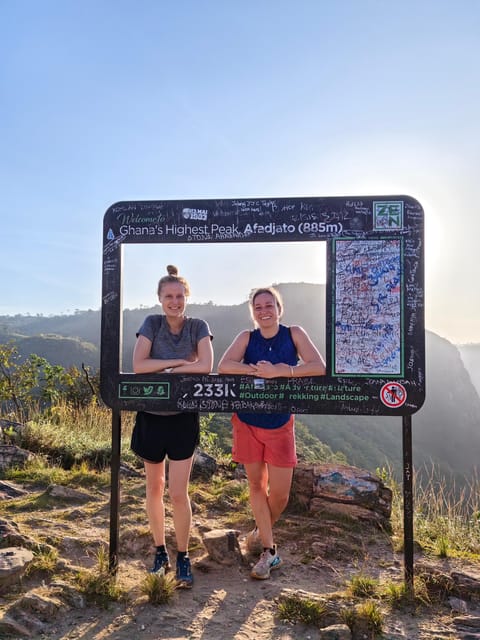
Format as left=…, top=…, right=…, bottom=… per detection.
left=251, top=546, right=283, bottom=580
left=245, top=527, right=263, bottom=556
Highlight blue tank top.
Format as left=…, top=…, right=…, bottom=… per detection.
left=237, top=324, right=297, bottom=429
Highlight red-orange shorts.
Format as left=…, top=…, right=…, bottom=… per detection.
left=231, top=413, right=297, bottom=468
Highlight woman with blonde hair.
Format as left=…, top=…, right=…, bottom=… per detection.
left=218, top=286, right=325, bottom=579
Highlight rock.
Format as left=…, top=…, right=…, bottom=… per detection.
left=192, top=449, right=218, bottom=479
left=292, top=463, right=392, bottom=524
left=234, top=464, right=247, bottom=480
left=46, top=485, right=93, bottom=502
left=119, top=526, right=152, bottom=557
left=58, top=535, right=106, bottom=558
left=0, top=547, right=34, bottom=594
left=0, top=582, right=85, bottom=636
left=50, top=580, right=86, bottom=609
left=449, top=596, right=469, bottom=614
left=0, top=612, right=32, bottom=638
left=417, top=563, right=480, bottom=601
left=201, top=529, right=243, bottom=565
left=5, top=608, right=46, bottom=635
left=0, top=480, right=28, bottom=500
left=451, top=571, right=480, bottom=599
left=10, top=590, right=63, bottom=621
left=454, top=615, right=480, bottom=630
left=309, top=500, right=389, bottom=527
left=319, top=624, right=352, bottom=639
left=1, top=518, right=54, bottom=557
left=0, top=444, right=31, bottom=472
left=119, top=462, right=142, bottom=477
left=0, top=518, right=30, bottom=549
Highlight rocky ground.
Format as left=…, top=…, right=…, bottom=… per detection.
left=1, top=467, right=480, bottom=640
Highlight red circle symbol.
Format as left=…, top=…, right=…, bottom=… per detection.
left=380, top=382, right=407, bottom=408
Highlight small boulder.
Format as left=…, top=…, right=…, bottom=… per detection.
left=293, top=463, right=392, bottom=524
left=46, top=485, right=92, bottom=502
left=192, top=449, right=218, bottom=479
left=0, top=480, right=28, bottom=500
left=319, top=624, right=352, bottom=640
left=201, top=529, right=243, bottom=565
left=0, top=612, right=32, bottom=638
left=10, top=590, right=63, bottom=622
left=0, top=547, right=34, bottom=594
left=0, top=518, right=30, bottom=549
left=0, top=444, right=31, bottom=472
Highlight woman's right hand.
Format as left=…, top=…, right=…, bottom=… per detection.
left=167, top=357, right=197, bottom=371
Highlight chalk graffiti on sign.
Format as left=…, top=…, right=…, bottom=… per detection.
left=334, top=239, right=402, bottom=375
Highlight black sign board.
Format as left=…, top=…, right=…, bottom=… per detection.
left=101, top=196, right=425, bottom=416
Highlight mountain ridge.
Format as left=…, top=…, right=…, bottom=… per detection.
left=1, top=283, right=479, bottom=485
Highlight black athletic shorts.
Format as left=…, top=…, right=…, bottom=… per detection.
left=131, top=411, right=200, bottom=463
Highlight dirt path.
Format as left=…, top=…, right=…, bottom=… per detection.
left=2, top=476, right=480, bottom=639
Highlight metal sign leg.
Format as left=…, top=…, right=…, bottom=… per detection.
left=402, top=415, right=414, bottom=595
left=109, top=409, right=121, bottom=574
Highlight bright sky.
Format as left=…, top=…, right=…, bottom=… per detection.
left=1, top=1, right=479, bottom=344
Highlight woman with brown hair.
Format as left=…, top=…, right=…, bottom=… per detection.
left=131, top=265, right=213, bottom=588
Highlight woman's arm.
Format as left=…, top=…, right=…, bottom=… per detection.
left=253, top=325, right=326, bottom=379
left=290, top=325, right=326, bottom=376
left=132, top=335, right=191, bottom=373
left=168, top=335, right=214, bottom=374
left=217, top=331, right=258, bottom=375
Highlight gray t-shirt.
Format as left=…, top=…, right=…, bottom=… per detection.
left=137, top=315, right=212, bottom=360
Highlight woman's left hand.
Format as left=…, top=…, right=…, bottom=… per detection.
left=255, top=360, right=279, bottom=378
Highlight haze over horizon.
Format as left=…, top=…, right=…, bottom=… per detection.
left=1, top=2, right=479, bottom=345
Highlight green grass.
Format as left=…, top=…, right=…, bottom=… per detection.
left=277, top=594, right=327, bottom=627
left=26, top=547, right=59, bottom=575
left=76, top=548, right=127, bottom=608
left=15, top=403, right=137, bottom=470
left=347, top=573, right=379, bottom=598
left=141, top=572, right=177, bottom=604
left=355, top=600, right=384, bottom=634
left=382, top=576, right=431, bottom=608
left=380, top=464, right=480, bottom=561
left=4, top=457, right=111, bottom=489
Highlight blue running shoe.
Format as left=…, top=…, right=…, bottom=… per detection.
left=176, top=555, right=193, bottom=588
left=149, top=551, right=170, bottom=575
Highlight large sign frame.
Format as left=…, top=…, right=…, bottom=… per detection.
left=100, top=196, right=425, bottom=417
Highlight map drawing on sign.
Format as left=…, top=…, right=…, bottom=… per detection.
left=334, top=239, right=402, bottom=375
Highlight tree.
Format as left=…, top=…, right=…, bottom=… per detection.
left=0, top=343, right=44, bottom=418
left=0, top=342, right=99, bottom=419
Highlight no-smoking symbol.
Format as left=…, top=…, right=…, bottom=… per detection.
left=380, top=382, right=407, bottom=408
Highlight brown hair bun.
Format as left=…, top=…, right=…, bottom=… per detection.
left=157, top=265, right=190, bottom=297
